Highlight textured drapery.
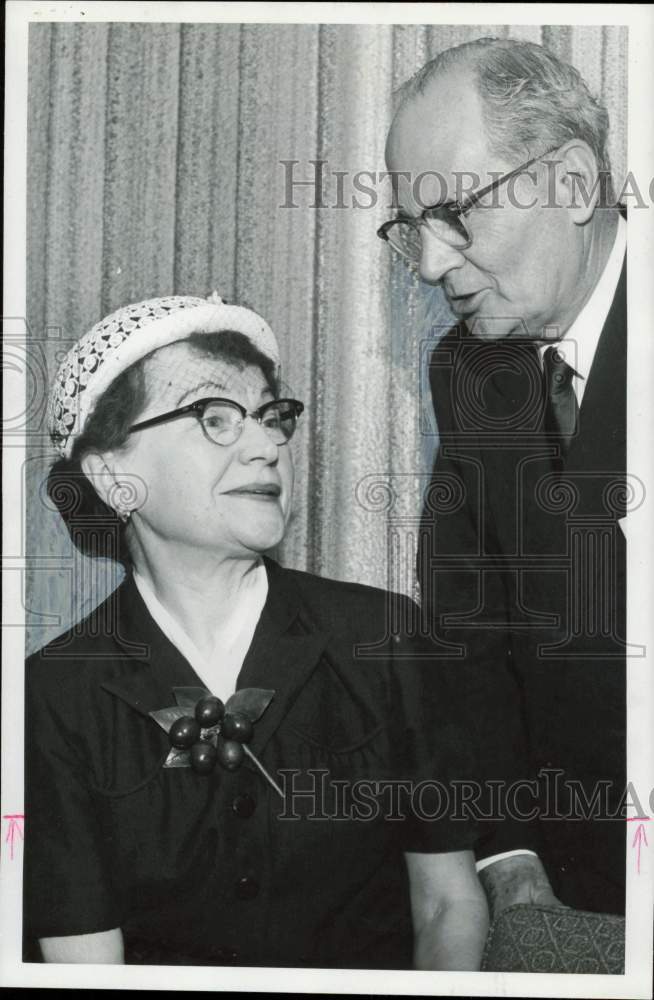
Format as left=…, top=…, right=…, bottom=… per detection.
left=25, top=21, right=628, bottom=653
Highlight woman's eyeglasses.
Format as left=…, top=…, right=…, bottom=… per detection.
left=377, top=146, right=561, bottom=264
left=129, top=397, right=305, bottom=447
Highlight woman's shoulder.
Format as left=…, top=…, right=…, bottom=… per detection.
left=26, top=582, right=128, bottom=683
left=270, top=560, right=419, bottom=631
left=277, top=560, right=414, bottom=602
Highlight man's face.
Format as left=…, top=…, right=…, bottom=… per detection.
left=385, top=68, right=585, bottom=341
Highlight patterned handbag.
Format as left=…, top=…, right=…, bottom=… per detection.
left=481, top=903, right=625, bottom=974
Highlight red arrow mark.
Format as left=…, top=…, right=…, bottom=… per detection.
left=631, top=821, right=649, bottom=874
left=2, top=814, right=25, bottom=860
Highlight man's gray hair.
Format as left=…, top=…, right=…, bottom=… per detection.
left=397, top=37, right=614, bottom=204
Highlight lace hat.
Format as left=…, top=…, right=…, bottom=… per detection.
left=48, top=292, right=280, bottom=459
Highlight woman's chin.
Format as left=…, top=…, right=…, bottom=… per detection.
left=230, top=521, right=286, bottom=555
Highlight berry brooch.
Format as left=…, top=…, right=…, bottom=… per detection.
left=149, top=686, right=282, bottom=797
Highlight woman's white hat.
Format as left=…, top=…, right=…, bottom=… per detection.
left=48, top=292, right=280, bottom=459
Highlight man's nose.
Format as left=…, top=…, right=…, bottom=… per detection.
left=418, top=227, right=466, bottom=284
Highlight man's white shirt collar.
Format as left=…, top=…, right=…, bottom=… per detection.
left=538, top=214, right=626, bottom=406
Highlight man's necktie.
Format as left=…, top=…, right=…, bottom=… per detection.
left=543, top=345, right=580, bottom=455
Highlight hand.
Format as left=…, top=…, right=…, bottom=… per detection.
left=478, top=854, right=567, bottom=921
left=405, top=850, right=489, bottom=971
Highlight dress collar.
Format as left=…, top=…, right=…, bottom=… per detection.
left=101, top=558, right=331, bottom=759
left=132, top=560, right=268, bottom=700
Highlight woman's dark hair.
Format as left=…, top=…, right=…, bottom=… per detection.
left=47, top=331, right=279, bottom=566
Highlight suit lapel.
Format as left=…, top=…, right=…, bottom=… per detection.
left=467, top=337, right=552, bottom=555
left=478, top=263, right=626, bottom=517
left=565, top=262, right=626, bottom=478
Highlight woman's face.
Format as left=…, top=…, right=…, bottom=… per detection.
left=108, top=341, right=294, bottom=561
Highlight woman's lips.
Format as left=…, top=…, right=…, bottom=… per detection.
left=224, top=483, right=281, bottom=500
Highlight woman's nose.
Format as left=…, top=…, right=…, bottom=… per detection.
left=237, top=417, right=280, bottom=463
left=418, top=227, right=466, bottom=284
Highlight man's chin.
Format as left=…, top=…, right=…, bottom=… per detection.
left=466, top=314, right=537, bottom=342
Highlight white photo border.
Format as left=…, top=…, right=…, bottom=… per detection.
left=2, top=2, right=653, bottom=995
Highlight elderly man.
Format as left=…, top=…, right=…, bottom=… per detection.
left=381, top=37, right=626, bottom=916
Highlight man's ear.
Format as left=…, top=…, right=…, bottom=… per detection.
left=554, top=140, right=604, bottom=224
left=80, top=450, right=121, bottom=510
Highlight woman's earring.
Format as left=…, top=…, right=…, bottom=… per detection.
left=108, top=480, right=138, bottom=524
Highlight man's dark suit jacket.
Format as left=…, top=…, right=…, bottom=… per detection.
left=418, top=264, right=627, bottom=914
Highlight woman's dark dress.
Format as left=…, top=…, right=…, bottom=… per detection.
left=24, top=558, right=475, bottom=967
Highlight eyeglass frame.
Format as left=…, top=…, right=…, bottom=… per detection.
left=377, top=145, right=563, bottom=259
left=128, top=396, right=305, bottom=446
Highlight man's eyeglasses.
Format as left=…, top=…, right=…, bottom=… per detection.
left=377, top=146, right=561, bottom=264
left=129, top=397, right=305, bottom=447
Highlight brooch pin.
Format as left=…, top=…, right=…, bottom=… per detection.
left=149, top=687, right=283, bottom=798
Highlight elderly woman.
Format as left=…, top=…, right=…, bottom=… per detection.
left=24, top=293, right=488, bottom=969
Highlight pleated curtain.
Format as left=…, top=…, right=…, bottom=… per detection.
left=25, top=21, right=627, bottom=652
